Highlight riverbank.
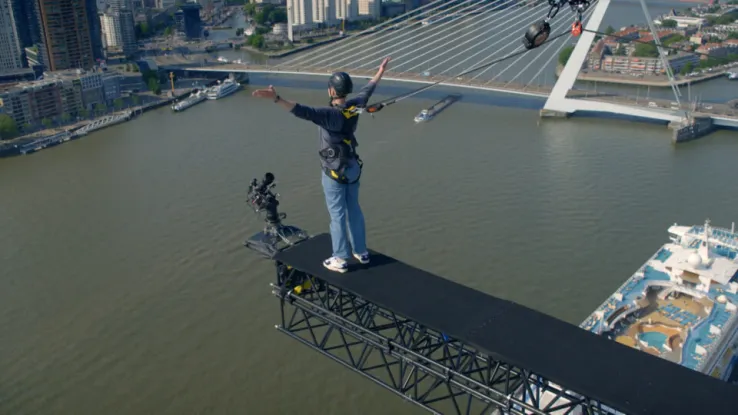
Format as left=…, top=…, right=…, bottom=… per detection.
left=247, top=26, right=402, bottom=59
left=0, top=88, right=196, bottom=159
left=557, top=65, right=731, bottom=87
left=238, top=35, right=346, bottom=59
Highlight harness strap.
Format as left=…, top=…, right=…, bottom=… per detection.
left=319, top=137, right=363, bottom=185
left=324, top=156, right=362, bottom=185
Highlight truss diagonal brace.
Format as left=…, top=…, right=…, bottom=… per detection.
left=269, top=264, right=610, bottom=415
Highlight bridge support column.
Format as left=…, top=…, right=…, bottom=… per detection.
left=541, top=0, right=611, bottom=117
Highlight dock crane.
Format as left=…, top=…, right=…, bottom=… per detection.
left=169, top=71, right=176, bottom=95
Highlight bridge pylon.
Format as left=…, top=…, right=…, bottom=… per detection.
left=541, top=0, right=611, bottom=118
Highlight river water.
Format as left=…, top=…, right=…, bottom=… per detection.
left=2, top=2, right=738, bottom=415
left=2, top=84, right=738, bottom=414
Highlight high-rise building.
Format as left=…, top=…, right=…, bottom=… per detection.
left=100, top=9, right=137, bottom=56
left=335, top=0, right=359, bottom=21
left=335, top=0, right=346, bottom=20
left=100, top=0, right=136, bottom=57
left=357, top=0, right=380, bottom=18
left=335, top=0, right=357, bottom=21
left=11, top=0, right=43, bottom=50
left=86, top=0, right=105, bottom=61
left=312, top=0, right=336, bottom=24
left=175, top=3, right=202, bottom=40
left=288, top=0, right=312, bottom=28
left=0, top=0, right=24, bottom=70
left=37, top=0, right=96, bottom=71
left=117, top=10, right=136, bottom=56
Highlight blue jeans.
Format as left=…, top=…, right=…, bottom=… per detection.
left=321, top=163, right=367, bottom=259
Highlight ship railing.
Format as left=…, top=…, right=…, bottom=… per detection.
left=695, top=311, right=738, bottom=373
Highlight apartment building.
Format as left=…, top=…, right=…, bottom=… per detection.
left=288, top=0, right=312, bottom=28
left=357, top=0, right=379, bottom=19
left=696, top=40, right=738, bottom=59
left=598, top=54, right=700, bottom=74
left=101, top=8, right=137, bottom=56
left=47, top=69, right=106, bottom=109
left=0, top=69, right=122, bottom=130
left=37, top=0, right=96, bottom=71
left=0, top=80, right=67, bottom=129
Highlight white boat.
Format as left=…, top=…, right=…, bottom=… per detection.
left=206, top=79, right=240, bottom=100
left=414, top=95, right=459, bottom=123
left=728, top=72, right=737, bottom=80
left=510, top=219, right=738, bottom=414
left=172, top=90, right=207, bottom=112
left=414, top=109, right=432, bottom=123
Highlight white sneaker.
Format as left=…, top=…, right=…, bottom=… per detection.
left=323, top=257, right=348, bottom=273
left=353, top=252, right=370, bottom=264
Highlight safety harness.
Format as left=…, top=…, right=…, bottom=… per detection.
left=319, top=105, right=363, bottom=185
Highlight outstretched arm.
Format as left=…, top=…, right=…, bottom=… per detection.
left=252, top=85, right=296, bottom=111
left=352, top=57, right=391, bottom=107
left=251, top=85, right=341, bottom=130
left=371, top=57, right=391, bottom=84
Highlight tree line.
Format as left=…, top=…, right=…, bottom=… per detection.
left=243, top=3, right=287, bottom=25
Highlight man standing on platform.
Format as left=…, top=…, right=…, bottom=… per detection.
left=251, top=57, right=391, bottom=273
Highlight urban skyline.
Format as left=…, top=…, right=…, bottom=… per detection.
left=288, top=0, right=382, bottom=28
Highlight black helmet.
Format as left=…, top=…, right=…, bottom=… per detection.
left=328, top=72, right=353, bottom=97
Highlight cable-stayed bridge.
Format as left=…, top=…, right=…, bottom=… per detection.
left=160, top=0, right=738, bottom=128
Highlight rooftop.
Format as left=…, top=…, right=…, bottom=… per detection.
left=45, top=69, right=104, bottom=80
left=581, top=220, right=738, bottom=376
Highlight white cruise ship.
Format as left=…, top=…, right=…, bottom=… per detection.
left=206, top=79, right=240, bottom=100
left=507, top=219, right=738, bottom=414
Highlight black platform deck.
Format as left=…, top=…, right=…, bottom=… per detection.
left=275, top=233, right=738, bottom=415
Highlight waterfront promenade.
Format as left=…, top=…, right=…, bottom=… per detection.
left=0, top=86, right=196, bottom=157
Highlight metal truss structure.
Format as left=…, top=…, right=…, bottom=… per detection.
left=270, top=263, right=617, bottom=415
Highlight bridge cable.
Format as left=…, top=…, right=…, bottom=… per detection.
left=363, top=30, right=573, bottom=114
left=397, top=1, right=549, bottom=74
left=503, top=0, right=599, bottom=86
left=281, top=0, right=462, bottom=68
left=277, top=0, right=450, bottom=67
left=326, top=0, right=485, bottom=69
left=480, top=0, right=599, bottom=82
left=428, top=4, right=551, bottom=77
left=526, top=22, right=581, bottom=86
left=406, top=1, right=548, bottom=75
left=356, top=0, right=514, bottom=71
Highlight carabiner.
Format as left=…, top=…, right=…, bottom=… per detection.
left=571, top=21, right=583, bottom=36
left=365, top=103, right=385, bottom=113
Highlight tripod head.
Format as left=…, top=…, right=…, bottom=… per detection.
left=244, top=173, right=308, bottom=258
left=247, top=172, right=283, bottom=226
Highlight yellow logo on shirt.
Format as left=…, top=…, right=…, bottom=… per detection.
left=341, top=105, right=360, bottom=119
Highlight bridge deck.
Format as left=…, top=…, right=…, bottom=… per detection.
left=170, top=62, right=738, bottom=122
left=275, top=233, right=738, bottom=415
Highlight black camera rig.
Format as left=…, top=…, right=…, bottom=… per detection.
left=522, top=0, right=590, bottom=49
left=243, top=173, right=309, bottom=258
